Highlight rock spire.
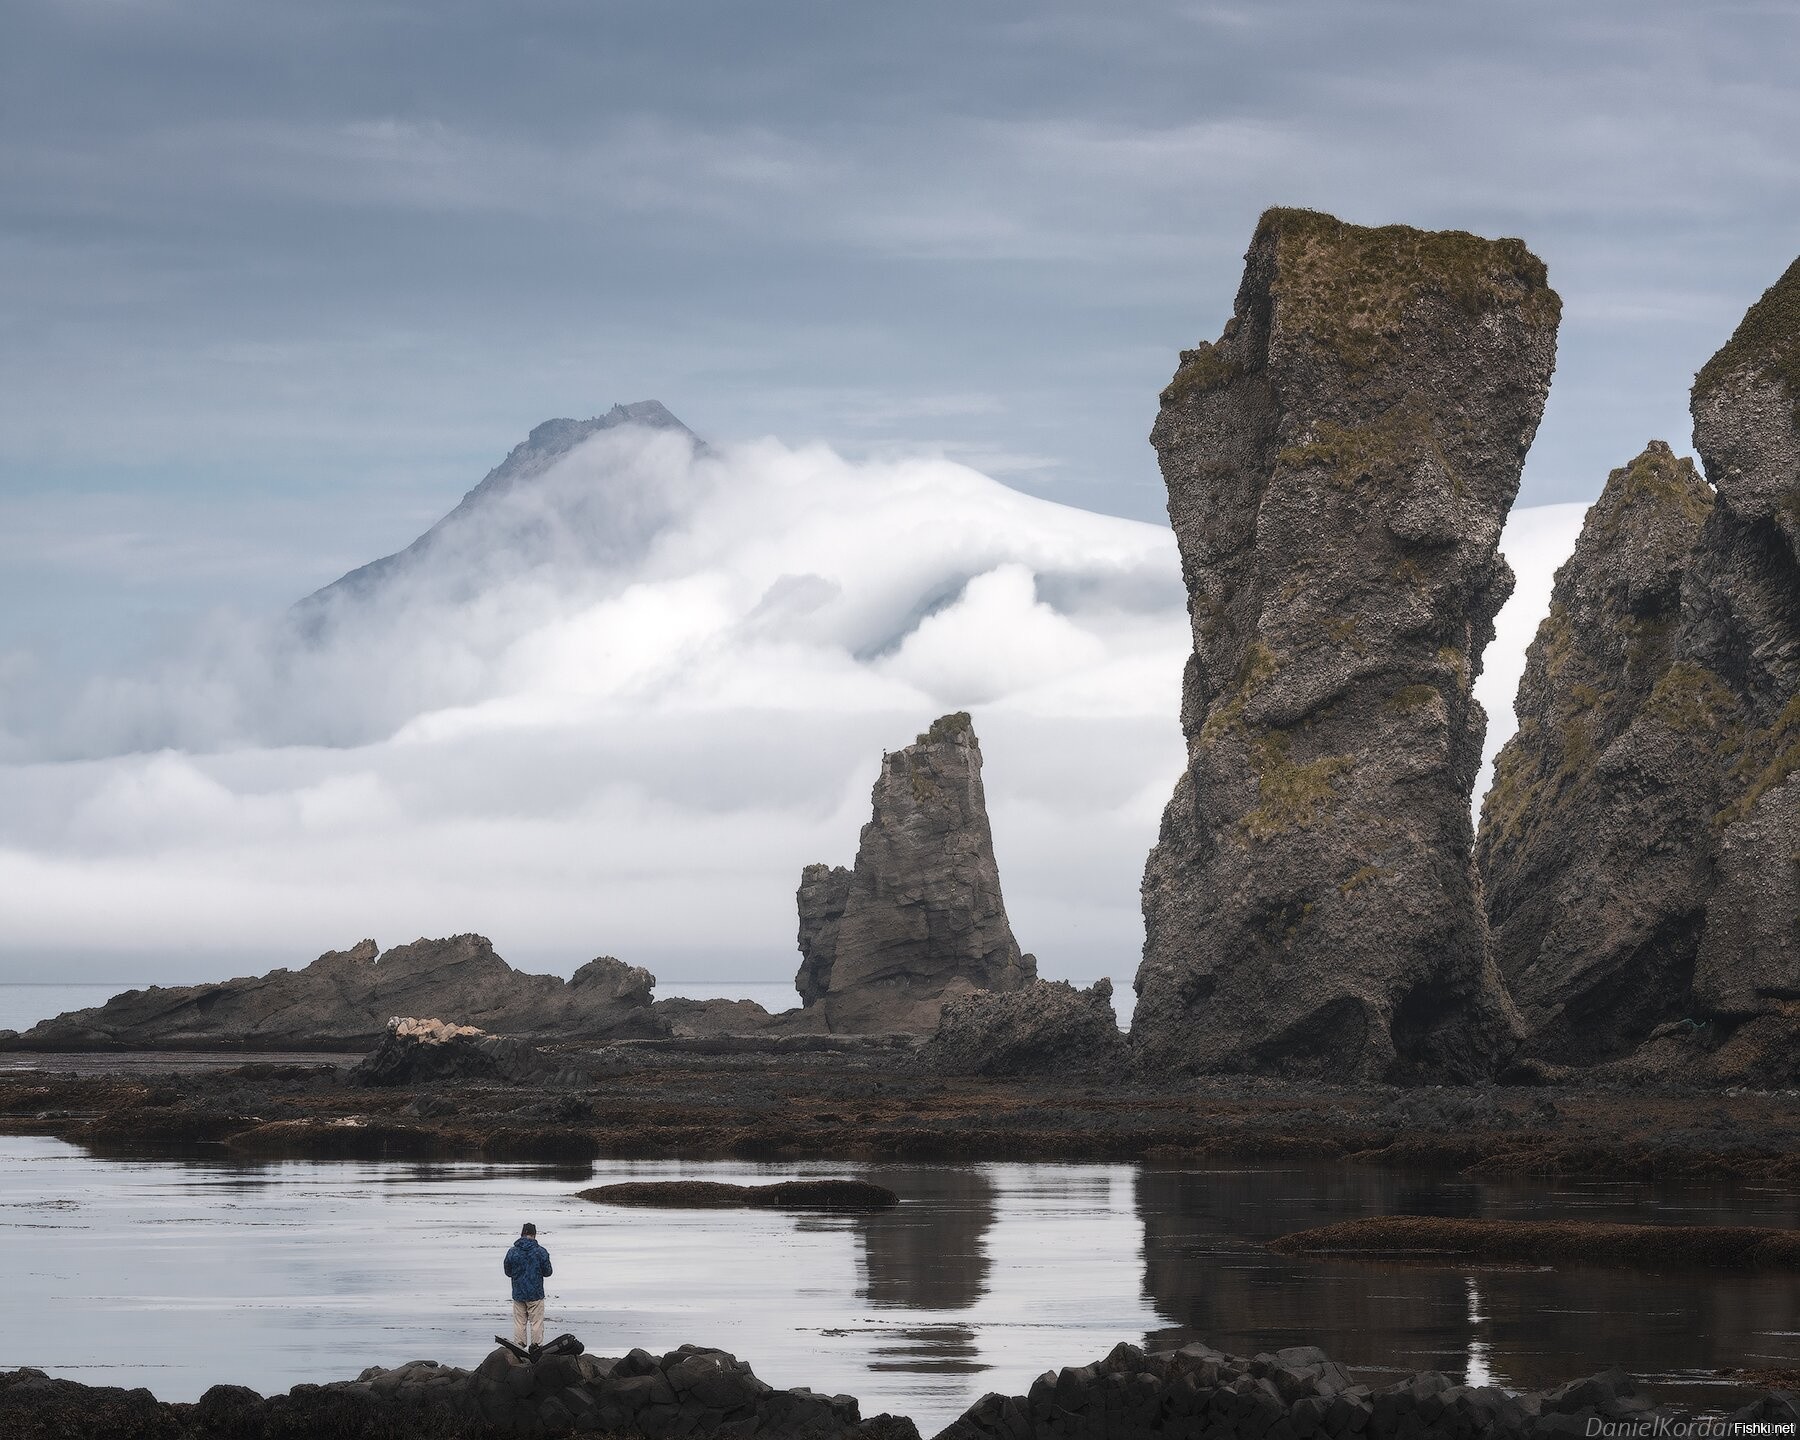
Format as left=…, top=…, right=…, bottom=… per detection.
left=795, top=712, right=1036, bottom=1033
left=1134, top=208, right=1559, bottom=1082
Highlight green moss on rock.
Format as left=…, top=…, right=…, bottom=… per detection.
left=1161, top=344, right=1243, bottom=407
left=1277, top=404, right=1439, bottom=491
left=1693, top=254, right=1800, bottom=424
left=1243, top=732, right=1350, bottom=840
left=1256, top=207, right=1561, bottom=373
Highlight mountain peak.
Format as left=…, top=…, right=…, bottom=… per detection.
left=296, top=400, right=702, bottom=617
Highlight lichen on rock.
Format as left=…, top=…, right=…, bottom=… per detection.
left=1134, top=207, right=1558, bottom=1083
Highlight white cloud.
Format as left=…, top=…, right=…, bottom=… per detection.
left=0, top=424, right=1591, bottom=992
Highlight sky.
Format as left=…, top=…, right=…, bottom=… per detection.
left=1, top=1, right=1795, bottom=990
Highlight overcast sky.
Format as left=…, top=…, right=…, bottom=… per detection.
left=1, top=2, right=1795, bottom=991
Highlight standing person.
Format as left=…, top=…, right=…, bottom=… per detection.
left=503, top=1223, right=553, bottom=1350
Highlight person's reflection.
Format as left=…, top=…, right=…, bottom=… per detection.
left=853, top=1165, right=997, bottom=1311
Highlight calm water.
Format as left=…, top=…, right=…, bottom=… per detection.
left=0, top=984, right=138, bottom=1034
left=1, top=1139, right=1794, bottom=1431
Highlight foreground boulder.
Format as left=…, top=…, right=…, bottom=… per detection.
left=796, top=713, right=1037, bottom=1033
left=1477, top=255, right=1799, bottom=1080
left=937, top=1339, right=1795, bottom=1440
left=0, top=1342, right=919, bottom=1439
left=5, top=1337, right=1789, bottom=1440
left=3, top=937, right=662, bottom=1051
left=1134, top=208, right=1556, bottom=1082
left=924, top=978, right=1128, bottom=1078
left=350, top=1017, right=551, bottom=1087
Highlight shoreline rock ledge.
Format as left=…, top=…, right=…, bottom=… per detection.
left=796, top=712, right=1037, bottom=1034
left=1134, top=208, right=1560, bottom=1083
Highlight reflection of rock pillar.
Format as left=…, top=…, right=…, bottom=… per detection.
left=854, top=1166, right=997, bottom=1312
left=1135, top=1167, right=1470, bottom=1365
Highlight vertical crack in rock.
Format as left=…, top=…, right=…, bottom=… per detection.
left=1134, top=208, right=1559, bottom=1083
left=1477, top=254, right=1799, bottom=1083
left=794, top=712, right=1036, bottom=1033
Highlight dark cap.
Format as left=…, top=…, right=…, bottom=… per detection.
left=521, top=1223, right=536, bottom=1236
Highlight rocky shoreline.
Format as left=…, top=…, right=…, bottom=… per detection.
left=4, top=1334, right=1793, bottom=1440
left=2, top=1043, right=1797, bottom=1183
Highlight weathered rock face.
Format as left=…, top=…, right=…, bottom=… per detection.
left=795, top=712, right=1036, bottom=1033
left=1134, top=208, right=1558, bottom=1082
left=1685, top=256, right=1800, bottom=1031
left=924, top=978, right=1128, bottom=1078
left=1476, top=444, right=1716, bottom=1062
left=6, top=937, right=662, bottom=1050
left=1476, top=256, right=1799, bottom=1076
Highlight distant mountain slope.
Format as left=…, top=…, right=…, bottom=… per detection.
left=296, top=400, right=700, bottom=622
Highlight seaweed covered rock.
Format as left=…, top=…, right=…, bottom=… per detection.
left=796, top=713, right=1036, bottom=1033
left=6, top=937, right=663, bottom=1051
left=1477, top=255, right=1800, bottom=1078
left=1134, top=208, right=1557, bottom=1083
left=924, top=978, right=1129, bottom=1077
left=350, top=1017, right=550, bottom=1086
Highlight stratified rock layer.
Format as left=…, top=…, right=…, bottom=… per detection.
left=6, top=937, right=660, bottom=1050
left=1135, top=208, right=1559, bottom=1082
left=924, top=978, right=1128, bottom=1078
left=1477, top=256, right=1800, bottom=1077
left=796, top=713, right=1035, bottom=1033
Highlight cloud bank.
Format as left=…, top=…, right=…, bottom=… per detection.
left=0, top=425, right=1586, bottom=989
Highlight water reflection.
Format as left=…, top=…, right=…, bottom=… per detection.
left=853, top=1166, right=996, bottom=1311
left=1, top=1140, right=1795, bottom=1432
left=1135, top=1163, right=1800, bottom=1399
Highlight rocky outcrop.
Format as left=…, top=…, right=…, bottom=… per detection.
left=1475, top=444, right=1716, bottom=1063
left=7, top=1341, right=1791, bottom=1440
left=1134, top=208, right=1558, bottom=1082
left=1476, top=256, right=1799, bottom=1077
left=924, top=979, right=1128, bottom=1077
left=937, top=1340, right=1795, bottom=1440
left=796, top=713, right=1036, bottom=1033
left=349, top=1017, right=551, bottom=1086
left=4, top=937, right=662, bottom=1051
left=0, top=1342, right=919, bottom=1440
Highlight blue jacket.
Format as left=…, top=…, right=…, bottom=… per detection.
left=504, top=1237, right=553, bottom=1302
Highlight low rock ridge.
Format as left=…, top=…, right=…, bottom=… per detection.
left=924, top=978, right=1128, bottom=1078
left=796, top=712, right=1037, bottom=1034
left=0, top=937, right=662, bottom=1052
left=350, top=1017, right=557, bottom=1087
left=2, top=1337, right=1791, bottom=1440
left=1135, top=207, right=1556, bottom=1082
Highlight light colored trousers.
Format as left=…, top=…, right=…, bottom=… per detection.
left=511, top=1299, right=545, bottom=1346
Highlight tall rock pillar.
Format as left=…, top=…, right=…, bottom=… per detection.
left=1134, top=208, right=1559, bottom=1082
left=795, top=712, right=1036, bottom=1033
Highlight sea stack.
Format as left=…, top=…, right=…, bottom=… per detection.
left=1478, top=256, right=1799, bottom=1081
left=1134, top=208, right=1559, bottom=1082
left=795, top=712, right=1036, bottom=1033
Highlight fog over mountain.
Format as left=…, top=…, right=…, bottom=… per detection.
left=0, top=411, right=1583, bottom=985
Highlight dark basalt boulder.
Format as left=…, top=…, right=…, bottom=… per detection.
left=1134, top=207, right=1558, bottom=1083
left=0, top=1341, right=920, bottom=1439
left=795, top=712, right=1037, bottom=1034
left=933, top=1338, right=1796, bottom=1440
left=4, top=937, right=663, bottom=1051
left=924, top=978, right=1129, bottom=1078
left=1476, top=255, right=1799, bottom=1079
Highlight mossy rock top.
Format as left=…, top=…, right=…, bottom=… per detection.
left=918, top=711, right=975, bottom=745
left=1255, top=206, right=1560, bottom=372
left=1693, top=253, right=1800, bottom=414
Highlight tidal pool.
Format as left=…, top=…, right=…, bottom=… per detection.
left=2, top=1137, right=1794, bottom=1432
